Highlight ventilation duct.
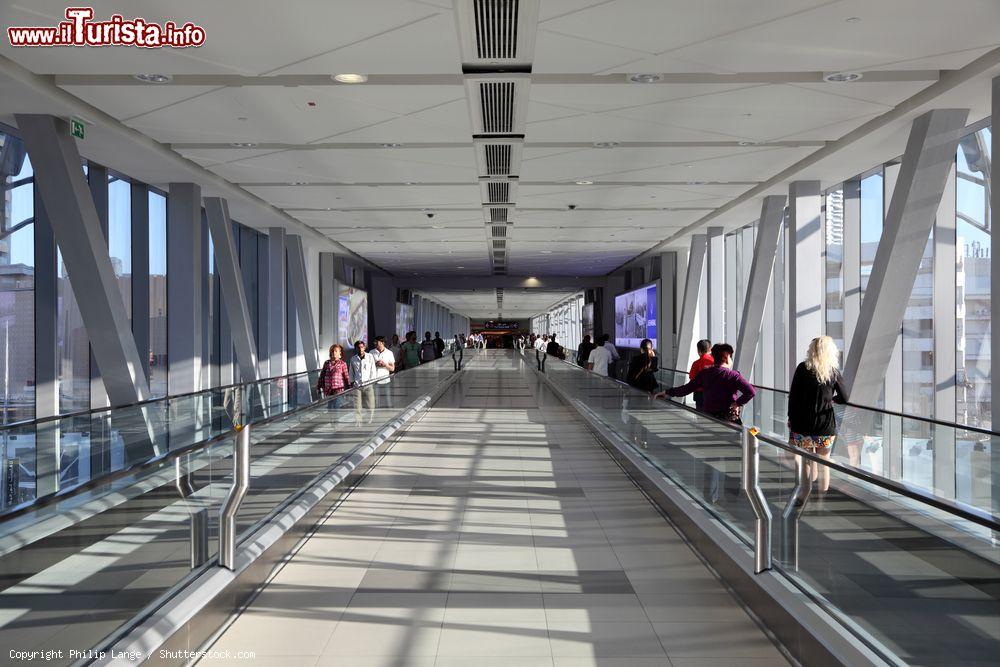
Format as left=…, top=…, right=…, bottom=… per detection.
left=483, top=204, right=514, bottom=224
left=455, top=0, right=540, bottom=72
left=474, top=139, right=523, bottom=178
left=492, top=239, right=506, bottom=250
left=465, top=75, right=530, bottom=135
left=479, top=177, right=518, bottom=205
left=490, top=224, right=508, bottom=238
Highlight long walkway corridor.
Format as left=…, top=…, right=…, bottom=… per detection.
left=203, top=353, right=789, bottom=666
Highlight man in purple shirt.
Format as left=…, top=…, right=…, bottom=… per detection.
left=654, top=343, right=756, bottom=423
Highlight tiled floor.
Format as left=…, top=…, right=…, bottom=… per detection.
left=202, top=353, right=789, bottom=666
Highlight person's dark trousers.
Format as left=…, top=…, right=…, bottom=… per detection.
left=694, top=392, right=704, bottom=412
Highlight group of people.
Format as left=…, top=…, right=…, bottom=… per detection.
left=646, top=335, right=848, bottom=492
left=315, top=330, right=456, bottom=421
left=463, top=332, right=486, bottom=349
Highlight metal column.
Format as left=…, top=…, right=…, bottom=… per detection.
left=843, top=109, right=970, bottom=407
left=734, top=195, right=786, bottom=376
left=319, top=252, right=336, bottom=346
left=287, top=234, right=320, bottom=371
left=166, top=182, right=203, bottom=396
left=991, top=76, right=1000, bottom=530
left=675, top=234, right=707, bottom=371
left=787, top=181, right=823, bottom=377
left=266, top=227, right=287, bottom=380
left=706, top=227, right=725, bottom=344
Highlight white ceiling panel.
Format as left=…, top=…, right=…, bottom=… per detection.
left=659, top=0, right=1000, bottom=74
left=536, top=0, right=829, bottom=64
left=244, top=184, right=481, bottom=210
left=191, top=147, right=477, bottom=184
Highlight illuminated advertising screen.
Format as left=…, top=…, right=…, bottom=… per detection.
left=614, top=283, right=657, bottom=349
left=395, top=302, right=414, bottom=338
left=337, top=284, right=369, bottom=348
left=581, top=303, right=595, bottom=341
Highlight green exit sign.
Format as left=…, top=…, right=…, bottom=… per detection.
left=70, top=117, right=85, bottom=139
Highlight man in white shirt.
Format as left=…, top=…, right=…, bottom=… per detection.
left=534, top=335, right=547, bottom=352
left=370, top=336, right=395, bottom=409
left=587, top=342, right=613, bottom=377
left=349, top=340, right=376, bottom=424
left=601, top=334, right=620, bottom=378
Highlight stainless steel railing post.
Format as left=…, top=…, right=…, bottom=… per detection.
left=781, top=452, right=813, bottom=569
left=741, top=427, right=772, bottom=573
left=219, top=423, right=251, bottom=570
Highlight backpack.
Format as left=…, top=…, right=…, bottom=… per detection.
left=420, top=339, right=436, bottom=361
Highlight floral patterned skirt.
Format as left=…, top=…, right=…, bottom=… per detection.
left=789, top=431, right=836, bottom=452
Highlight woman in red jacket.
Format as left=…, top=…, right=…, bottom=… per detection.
left=317, top=344, right=351, bottom=408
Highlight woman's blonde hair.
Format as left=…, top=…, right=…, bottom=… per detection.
left=805, top=335, right=839, bottom=384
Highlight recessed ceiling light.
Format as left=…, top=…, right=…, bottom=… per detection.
left=684, top=164, right=693, bottom=168
left=687, top=181, right=708, bottom=185
left=738, top=140, right=754, bottom=146
left=575, top=180, right=593, bottom=185
left=236, top=116, right=248, bottom=122
left=230, top=142, right=257, bottom=148
left=134, top=73, right=172, bottom=83
left=381, top=143, right=402, bottom=148
left=845, top=16, right=861, bottom=23
left=627, top=73, right=663, bottom=84
left=430, top=225, right=443, bottom=229
left=334, top=73, right=368, bottom=83
left=456, top=266, right=465, bottom=269
left=541, top=250, right=552, bottom=254
left=823, top=72, right=863, bottom=83
left=593, top=141, right=619, bottom=149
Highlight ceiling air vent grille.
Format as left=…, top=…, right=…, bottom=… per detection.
left=488, top=181, right=510, bottom=203
left=474, top=0, right=519, bottom=60
left=493, top=266, right=507, bottom=275
left=492, top=239, right=506, bottom=250
left=484, top=144, right=511, bottom=176
left=489, top=207, right=508, bottom=223
left=491, top=224, right=507, bottom=238
left=479, top=81, right=515, bottom=134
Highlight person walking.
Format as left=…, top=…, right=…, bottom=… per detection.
left=546, top=334, right=565, bottom=360
left=654, top=343, right=755, bottom=423
left=688, top=339, right=714, bottom=411
left=419, top=331, right=437, bottom=363
left=433, top=331, right=445, bottom=359
left=400, top=331, right=421, bottom=370
left=576, top=335, right=596, bottom=367
left=626, top=338, right=659, bottom=393
left=316, top=344, right=351, bottom=408
left=349, top=340, right=377, bottom=424
left=603, top=334, right=621, bottom=379
left=390, top=333, right=403, bottom=371
left=586, top=338, right=613, bottom=377
left=370, top=335, right=396, bottom=409
left=787, top=336, right=849, bottom=493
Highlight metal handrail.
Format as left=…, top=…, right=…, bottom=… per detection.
left=0, top=355, right=455, bottom=523
left=544, top=353, right=1000, bottom=531
left=657, top=365, right=999, bottom=438
left=0, top=368, right=319, bottom=431
left=741, top=427, right=772, bottom=573
left=219, top=423, right=250, bottom=570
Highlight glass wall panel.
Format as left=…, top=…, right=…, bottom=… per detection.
left=824, top=188, right=845, bottom=355
left=859, top=171, right=884, bottom=296
left=107, top=176, right=131, bottom=321
left=149, top=191, right=167, bottom=397
left=955, top=126, right=991, bottom=430
left=1, top=144, right=36, bottom=508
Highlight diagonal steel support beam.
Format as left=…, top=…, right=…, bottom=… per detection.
left=17, top=115, right=151, bottom=404
left=734, top=195, right=786, bottom=375
left=674, top=234, right=707, bottom=371
left=17, top=114, right=161, bottom=462
left=843, top=108, right=970, bottom=405
left=205, top=197, right=261, bottom=384
left=286, top=234, right=320, bottom=371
